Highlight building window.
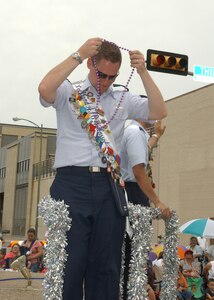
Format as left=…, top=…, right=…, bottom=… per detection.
left=12, top=185, right=28, bottom=236
left=17, top=159, right=30, bottom=174
left=1, top=134, right=18, bottom=147
left=0, top=167, right=6, bottom=178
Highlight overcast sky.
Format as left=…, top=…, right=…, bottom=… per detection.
left=0, top=0, right=213, bottom=129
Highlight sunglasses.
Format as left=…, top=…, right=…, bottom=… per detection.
left=96, top=69, right=119, bottom=81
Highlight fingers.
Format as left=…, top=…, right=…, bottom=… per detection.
left=157, top=202, right=172, bottom=219
left=129, top=50, right=146, bottom=69
left=90, top=37, right=103, bottom=51
left=87, top=38, right=103, bottom=55
left=78, top=37, right=103, bottom=60
left=162, top=208, right=172, bottom=219
left=155, top=120, right=166, bottom=136
left=155, top=120, right=162, bottom=128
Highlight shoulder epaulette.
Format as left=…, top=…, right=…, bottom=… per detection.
left=140, top=95, right=147, bottom=98
left=113, top=84, right=129, bottom=92
left=66, top=78, right=71, bottom=84
left=71, top=80, right=85, bottom=91
left=139, top=127, right=147, bottom=133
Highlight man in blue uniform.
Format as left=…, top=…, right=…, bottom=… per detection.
left=120, top=119, right=170, bottom=299
left=38, top=37, right=168, bottom=300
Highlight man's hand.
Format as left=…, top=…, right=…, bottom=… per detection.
left=129, top=50, right=147, bottom=75
left=155, top=201, right=172, bottom=219
left=78, top=38, right=103, bottom=61
left=154, top=120, right=166, bottom=138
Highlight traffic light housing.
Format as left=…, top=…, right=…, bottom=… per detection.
left=146, top=49, right=188, bottom=76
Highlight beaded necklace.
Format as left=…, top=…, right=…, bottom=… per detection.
left=93, top=39, right=135, bottom=128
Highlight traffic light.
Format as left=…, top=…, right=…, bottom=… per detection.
left=146, top=49, right=188, bottom=76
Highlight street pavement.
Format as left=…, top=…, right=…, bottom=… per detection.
left=0, top=270, right=44, bottom=300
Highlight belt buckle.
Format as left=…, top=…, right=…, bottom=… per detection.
left=89, top=166, right=100, bottom=173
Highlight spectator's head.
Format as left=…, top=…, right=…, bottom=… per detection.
left=11, top=243, right=20, bottom=255
left=184, top=249, right=194, bottom=261
left=207, top=278, right=214, bottom=292
left=158, top=251, right=164, bottom=259
left=190, top=236, right=198, bottom=247
left=27, top=228, right=36, bottom=241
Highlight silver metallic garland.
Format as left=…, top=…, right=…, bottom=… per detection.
left=157, top=210, right=179, bottom=300
left=38, top=197, right=178, bottom=299
left=122, top=205, right=179, bottom=300
left=120, top=233, right=126, bottom=299
left=129, top=205, right=153, bottom=300
left=38, top=196, right=72, bottom=300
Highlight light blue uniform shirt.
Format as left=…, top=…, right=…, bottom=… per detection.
left=120, top=120, right=149, bottom=182
left=40, top=77, right=150, bottom=168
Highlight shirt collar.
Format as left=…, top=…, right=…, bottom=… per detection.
left=129, top=120, right=150, bottom=139
left=81, top=76, right=114, bottom=98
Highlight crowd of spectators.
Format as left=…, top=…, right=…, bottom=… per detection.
left=0, top=228, right=45, bottom=273
left=148, top=236, right=214, bottom=300
left=1, top=229, right=214, bottom=300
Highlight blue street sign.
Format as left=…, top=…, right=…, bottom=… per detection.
left=193, top=65, right=214, bottom=83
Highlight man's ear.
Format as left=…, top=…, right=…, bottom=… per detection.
left=87, top=58, right=93, bottom=69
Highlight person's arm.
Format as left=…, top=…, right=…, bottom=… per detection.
left=206, top=293, right=214, bottom=300
left=27, top=245, right=43, bottom=261
left=205, top=252, right=211, bottom=262
left=182, top=269, right=192, bottom=277
left=132, top=163, right=171, bottom=218
left=148, top=120, right=166, bottom=149
left=177, top=274, right=188, bottom=290
left=205, top=246, right=213, bottom=262
left=38, top=37, right=103, bottom=103
left=203, top=262, right=211, bottom=279
left=191, top=262, right=200, bottom=277
left=147, top=284, right=156, bottom=300
left=129, top=51, right=167, bottom=120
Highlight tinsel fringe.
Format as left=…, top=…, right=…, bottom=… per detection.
left=38, top=196, right=72, bottom=300
left=39, top=197, right=178, bottom=300
left=120, top=205, right=179, bottom=300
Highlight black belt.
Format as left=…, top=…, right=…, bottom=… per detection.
left=125, top=181, right=138, bottom=186
left=57, top=166, right=107, bottom=173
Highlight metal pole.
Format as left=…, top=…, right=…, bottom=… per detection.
left=35, top=124, right=43, bottom=237
left=13, top=117, right=43, bottom=238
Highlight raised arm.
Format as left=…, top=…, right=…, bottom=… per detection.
left=38, top=37, right=103, bottom=103
left=129, top=50, right=167, bottom=120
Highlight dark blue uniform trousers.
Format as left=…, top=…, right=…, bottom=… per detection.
left=123, top=181, right=150, bottom=300
left=50, top=167, right=126, bottom=300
